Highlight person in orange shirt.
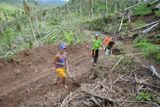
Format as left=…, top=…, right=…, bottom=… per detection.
left=104, top=35, right=112, bottom=55
left=108, top=38, right=115, bottom=54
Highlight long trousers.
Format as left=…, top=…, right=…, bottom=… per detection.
left=92, top=49, right=99, bottom=64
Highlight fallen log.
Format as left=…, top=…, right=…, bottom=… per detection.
left=128, top=20, right=160, bottom=32
left=141, top=64, right=160, bottom=80
left=124, top=2, right=146, bottom=11
left=142, top=23, right=160, bottom=34
left=148, top=65, right=160, bottom=79
left=124, top=0, right=158, bottom=11
left=38, top=29, right=58, bottom=44
left=121, top=80, right=160, bottom=90
left=110, top=56, right=124, bottom=73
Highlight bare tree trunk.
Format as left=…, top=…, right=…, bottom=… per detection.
left=35, top=15, right=39, bottom=34
left=114, top=0, right=118, bottom=13
left=128, top=10, right=131, bottom=22
left=23, top=0, right=38, bottom=46
left=98, top=8, right=101, bottom=17
left=80, top=0, right=82, bottom=17
left=16, top=15, right=21, bottom=31
left=105, top=0, right=108, bottom=15
left=90, top=0, right=94, bottom=19
left=67, top=3, right=70, bottom=16
left=28, top=17, right=38, bottom=46
left=0, top=23, right=4, bottom=34
left=118, top=14, right=124, bottom=32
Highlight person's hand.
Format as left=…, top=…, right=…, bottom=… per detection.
left=61, top=63, right=65, bottom=66
left=56, top=62, right=65, bottom=66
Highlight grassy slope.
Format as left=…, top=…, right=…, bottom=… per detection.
left=132, top=2, right=160, bottom=62
left=134, top=39, right=160, bottom=62
left=132, top=3, right=153, bottom=16
left=155, top=10, right=160, bottom=16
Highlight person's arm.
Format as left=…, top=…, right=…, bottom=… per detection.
left=101, top=41, right=103, bottom=48
left=99, top=39, right=104, bottom=49
left=53, top=56, right=59, bottom=65
left=91, top=39, right=95, bottom=50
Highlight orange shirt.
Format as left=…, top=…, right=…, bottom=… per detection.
left=104, top=36, right=112, bottom=46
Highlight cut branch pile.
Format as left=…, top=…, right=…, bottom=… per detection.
left=61, top=57, right=160, bottom=107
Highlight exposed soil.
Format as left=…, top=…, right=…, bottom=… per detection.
left=0, top=40, right=159, bottom=107
left=131, top=13, right=159, bottom=23
left=0, top=42, right=92, bottom=107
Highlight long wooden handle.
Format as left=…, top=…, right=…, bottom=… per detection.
left=66, top=60, right=73, bottom=78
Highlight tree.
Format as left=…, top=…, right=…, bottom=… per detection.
left=79, top=0, right=82, bottom=17
left=23, top=0, right=38, bottom=46
left=89, top=0, right=94, bottom=18
left=105, top=0, right=108, bottom=15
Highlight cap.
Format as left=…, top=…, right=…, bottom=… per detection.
left=59, top=42, right=66, bottom=50
left=95, top=33, right=99, bottom=37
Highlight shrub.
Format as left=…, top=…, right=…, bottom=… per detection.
left=136, top=91, right=153, bottom=102
left=133, top=3, right=153, bottom=16
left=155, top=10, right=160, bottom=16
left=134, top=39, right=160, bottom=62
left=63, top=31, right=74, bottom=45
left=130, top=20, right=146, bottom=28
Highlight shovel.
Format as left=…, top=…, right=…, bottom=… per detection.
left=66, top=60, right=80, bottom=87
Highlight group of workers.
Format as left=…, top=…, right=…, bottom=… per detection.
left=53, top=33, right=115, bottom=88
left=92, top=33, right=115, bottom=65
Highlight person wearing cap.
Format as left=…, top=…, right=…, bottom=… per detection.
left=91, top=33, right=102, bottom=65
left=53, top=42, right=68, bottom=88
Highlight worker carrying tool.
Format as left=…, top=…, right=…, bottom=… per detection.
left=53, top=42, right=68, bottom=88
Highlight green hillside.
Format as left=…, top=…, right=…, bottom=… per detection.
left=0, top=0, right=34, bottom=3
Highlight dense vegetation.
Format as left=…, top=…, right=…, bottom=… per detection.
left=135, top=39, right=160, bottom=62
left=0, top=0, right=159, bottom=63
